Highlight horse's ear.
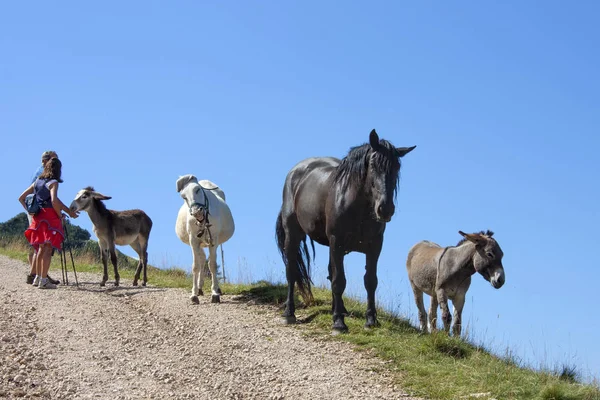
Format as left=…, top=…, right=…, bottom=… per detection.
left=459, top=230, right=486, bottom=246
left=369, top=129, right=380, bottom=149
left=176, top=174, right=198, bottom=193
left=396, top=145, right=416, bottom=157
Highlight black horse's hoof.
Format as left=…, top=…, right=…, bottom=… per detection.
left=216, top=288, right=223, bottom=295
left=142, top=282, right=147, bottom=287
left=280, top=315, right=297, bottom=325
left=364, top=318, right=381, bottom=330
left=100, top=282, right=107, bottom=287
left=191, top=295, right=199, bottom=304
left=114, top=282, right=120, bottom=287
left=198, top=289, right=204, bottom=296
left=211, top=294, right=220, bottom=303
left=331, top=326, right=349, bottom=336
left=132, top=281, right=138, bottom=287
left=332, top=318, right=348, bottom=335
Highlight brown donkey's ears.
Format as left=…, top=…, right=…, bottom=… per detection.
left=92, top=192, right=112, bottom=201
left=458, top=231, right=486, bottom=246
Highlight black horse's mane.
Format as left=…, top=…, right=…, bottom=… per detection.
left=456, top=230, right=495, bottom=246
left=333, top=139, right=401, bottom=197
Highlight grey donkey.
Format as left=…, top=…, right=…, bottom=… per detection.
left=406, top=230, right=505, bottom=336
left=70, top=187, right=153, bottom=287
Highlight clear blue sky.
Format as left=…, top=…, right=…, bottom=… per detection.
left=2, top=1, right=599, bottom=381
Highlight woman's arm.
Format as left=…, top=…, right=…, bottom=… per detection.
left=18, top=184, right=35, bottom=212
left=48, top=183, right=79, bottom=219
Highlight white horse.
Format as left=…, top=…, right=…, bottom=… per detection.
left=175, top=175, right=235, bottom=304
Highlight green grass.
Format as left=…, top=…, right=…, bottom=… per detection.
left=1, top=239, right=599, bottom=400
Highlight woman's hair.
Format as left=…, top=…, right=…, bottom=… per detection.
left=38, top=157, right=64, bottom=183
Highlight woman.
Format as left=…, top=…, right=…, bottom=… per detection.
left=18, top=158, right=79, bottom=289
left=25, top=150, right=59, bottom=285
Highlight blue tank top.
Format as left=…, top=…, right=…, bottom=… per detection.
left=34, top=178, right=53, bottom=209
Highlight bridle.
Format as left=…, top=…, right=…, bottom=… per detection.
left=187, top=185, right=216, bottom=246
left=186, top=184, right=224, bottom=246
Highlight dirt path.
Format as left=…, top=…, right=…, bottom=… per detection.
left=0, top=255, right=420, bottom=399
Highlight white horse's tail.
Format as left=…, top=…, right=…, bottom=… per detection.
left=220, top=243, right=226, bottom=283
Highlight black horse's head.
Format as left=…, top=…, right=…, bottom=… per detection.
left=334, top=129, right=416, bottom=223
left=366, top=129, right=416, bottom=222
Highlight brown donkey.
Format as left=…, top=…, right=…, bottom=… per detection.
left=70, top=187, right=153, bottom=287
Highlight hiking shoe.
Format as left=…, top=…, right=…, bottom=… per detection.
left=26, top=274, right=35, bottom=284
left=38, top=278, right=57, bottom=289
left=32, top=275, right=40, bottom=286
left=46, top=275, right=60, bottom=285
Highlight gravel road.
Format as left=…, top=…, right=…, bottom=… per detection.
left=0, top=254, right=420, bottom=399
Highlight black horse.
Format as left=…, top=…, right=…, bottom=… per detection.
left=275, top=129, right=416, bottom=333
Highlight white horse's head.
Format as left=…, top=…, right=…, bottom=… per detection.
left=176, top=175, right=209, bottom=222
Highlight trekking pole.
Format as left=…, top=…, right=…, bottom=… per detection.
left=60, top=246, right=69, bottom=285
left=62, top=220, right=79, bottom=288
left=60, top=217, right=70, bottom=285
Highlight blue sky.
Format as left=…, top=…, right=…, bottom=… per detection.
left=2, top=1, right=599, bottom=381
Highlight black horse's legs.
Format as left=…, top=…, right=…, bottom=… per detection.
left=329, top=235, right=348, bottom=333
left=364, top=239, right=383, bottom=328
left=282, top=221, right=302, bottom=324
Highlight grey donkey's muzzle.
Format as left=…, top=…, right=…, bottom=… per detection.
left=490, top=266, right=505, bottom=289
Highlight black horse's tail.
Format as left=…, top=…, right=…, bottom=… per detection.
left=276, top=211, right=314, bottom=304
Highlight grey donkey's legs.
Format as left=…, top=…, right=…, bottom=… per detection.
left=428, top=294, right=439, bottom=332
left=451, top=294, right=466, bottom=337
left=410, top=282, right=428, bottom=333
left=436, top=288, right=451, bottom=333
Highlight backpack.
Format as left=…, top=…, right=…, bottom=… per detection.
left=25, top=195, right=41, bottom=215
left=26, top=178, right=50, bottom=215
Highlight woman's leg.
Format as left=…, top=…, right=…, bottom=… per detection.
left=39, top=244, right=52, bottom=278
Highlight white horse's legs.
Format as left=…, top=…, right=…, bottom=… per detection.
left=208, top=243, right=220, bottom=303
left=190, top=239, right=207, bottom=304
left=451, top=294, right=466, bottom=337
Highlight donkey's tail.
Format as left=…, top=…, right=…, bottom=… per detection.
left=276, top=211, right=314, bottom=304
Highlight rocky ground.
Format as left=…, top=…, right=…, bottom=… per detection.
left=0, top=254, right=421, bottom=399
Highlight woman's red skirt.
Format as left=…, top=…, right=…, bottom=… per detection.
left=24, top=208, right=64, bottom=252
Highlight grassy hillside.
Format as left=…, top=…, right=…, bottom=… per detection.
left=1, top=215, right=598, bottom=400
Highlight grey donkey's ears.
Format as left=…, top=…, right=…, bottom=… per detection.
left=176, top=174, right=198, bottom=193
left=459, top=231, right=486, bottom=245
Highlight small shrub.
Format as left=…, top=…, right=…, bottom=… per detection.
left=426, top=332, right=472, bottom=359
left=558, top=364, right=579, bottom=384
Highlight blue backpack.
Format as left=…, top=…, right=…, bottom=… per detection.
left=26, top=178, right=51, bottom=215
